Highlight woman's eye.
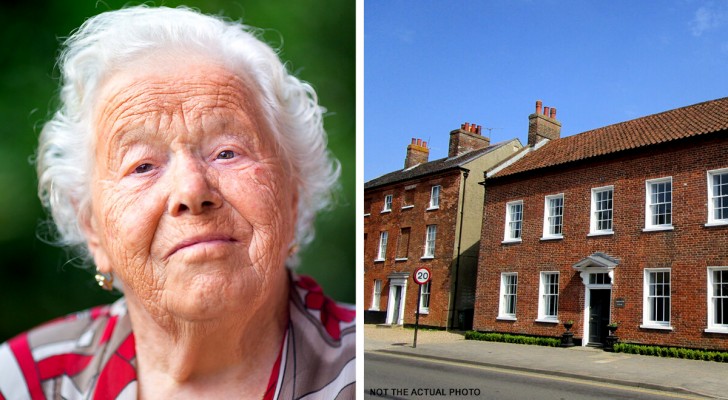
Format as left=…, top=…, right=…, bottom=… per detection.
left=133, top=163, right=154, bottom=174
left=217, top=150, right=236, bottom=160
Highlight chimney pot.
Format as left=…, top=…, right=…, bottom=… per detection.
left=477, top=125, right=482, bottom=135
left=536, top=100, right=543, bottom=115
left=550, top=108, right=557, bottom=119
left=464, top=122, right=471, bottom=131
left=461, top=123, right=466, bottom=130
left=422, top=141, right=427, bottom=148
left=543, top=106, right=550, bottom=116
left=416, top=138, right=422, bottom=146
left=411, top=138, right=416, bottom=144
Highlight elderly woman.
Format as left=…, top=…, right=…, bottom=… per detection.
left=0, top=6, right=354, bottom=399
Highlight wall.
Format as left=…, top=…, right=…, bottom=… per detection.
left=364, top=170, right=461, bottom=328
left=474, top=133, right=728, bottom=350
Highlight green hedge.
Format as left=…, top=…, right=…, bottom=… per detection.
left=465, top=331, right=561, bottom=347
left=614, top=343, right=728, bottom=363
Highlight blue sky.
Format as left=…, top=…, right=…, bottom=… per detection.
left=364, top=1, right=728, bottom=181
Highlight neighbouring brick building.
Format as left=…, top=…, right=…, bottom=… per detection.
left=364, top=124, right=522, bottom=329
left=473, top=98, right=728, bottom=350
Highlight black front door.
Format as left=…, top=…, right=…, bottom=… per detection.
left=589, top=289, right=611, bottom=345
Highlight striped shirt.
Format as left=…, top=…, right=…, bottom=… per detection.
left=0, top=274, right=355, bottom=399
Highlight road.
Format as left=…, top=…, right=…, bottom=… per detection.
left=364, top=351, right=707, bottom=400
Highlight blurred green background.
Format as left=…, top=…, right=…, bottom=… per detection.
left=0, top=0, right=354, bottom=342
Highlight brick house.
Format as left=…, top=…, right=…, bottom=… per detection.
left=473, top=98, right=728, bottom=350
left=364, top=124, right=522, bottom=329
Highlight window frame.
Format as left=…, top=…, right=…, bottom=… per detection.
left=707, top=168, right=728, bottom=226
left=641, top=268, right=672, bottom=330
left=589, top=185, right=614, bottom=236
left=498, top=272, right=518, bottom=320
left=382, top=194, right=393, bottom=213
left=422, top=224, right=437, bottom=259
left=370, top=279, right=382, bottom=311
left=541, top=194, right=564, bottom=240
left=375, top=231, right=388, bottom=261
left=707, top=267, right=728, bottom=334
left=644, top=177, right=673, bottom=231
left=419, top=281, right=431, bottom=313
left=427, top=185, right=441, bottom=210
left=536, top=272, right=559, bottom=322
left=503, top=200, right=524, bottom=243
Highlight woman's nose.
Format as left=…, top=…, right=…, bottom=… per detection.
left=168, top=157, right=222, bottom=216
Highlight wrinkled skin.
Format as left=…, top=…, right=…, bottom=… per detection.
left=81, top=60, right=296, bottom=394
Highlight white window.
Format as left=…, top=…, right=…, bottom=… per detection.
left=375, top=231, right=388, bottom=261
left=382, top=194, right=393, bottom=212
left=542, top=194, right=564, bottom=239
left=708, top=168, right=728, bottom=225
left=642, top=269, right=671, bottom=328
left=370, top=279, right=382, bottom=310
left=423, top=225, right=437, bottom=258
left=707, top=267, right=728, bottom=333
left=537, top=272, right=559, bottom=321
left=504, top=201, right=523, bottom=242
left=590, top=186, right=614, bottom=235
left=645, top=177, right=672, bottom=230
left=498, top=273, right=518, bottom=319
left=428, top=185, right=441, bottom=209
left=419, top=281, right=431, bottom=313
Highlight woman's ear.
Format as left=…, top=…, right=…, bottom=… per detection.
left=79, top=210, right=112, bottom=274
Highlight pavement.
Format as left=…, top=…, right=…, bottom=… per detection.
left=364, top=325, right=728, bottom=399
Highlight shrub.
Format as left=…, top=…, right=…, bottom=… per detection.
left=465, top=331, right=560, bottom=347
left=614, top=343, right=728, bottom=363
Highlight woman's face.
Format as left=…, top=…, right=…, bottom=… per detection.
left=84, top=61, right=297, bottom=322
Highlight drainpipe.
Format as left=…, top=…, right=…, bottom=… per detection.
left=450, top=168, right=469, bottom=329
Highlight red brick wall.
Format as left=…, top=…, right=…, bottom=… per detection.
left=364, top=171, right=461, bottom=327
left=474, top=133, right=728, bottom=350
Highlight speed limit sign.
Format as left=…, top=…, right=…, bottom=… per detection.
left=413, top=267, right=431, bottom=285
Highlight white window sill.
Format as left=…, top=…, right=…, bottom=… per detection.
left=381, top=210, right=391, bottom=214
left=588, top=231, right=613, bottom=237
left=535, top=318, right=559, bottom=324
left=426, top=206, right=439, bottom=211
left=368, top=307, right=380, bottom=312
left=420, top=256, right=434, bottom=260
left=363, top=213, right=370, bottom=217
left=497, top=316, right=517, bottom=321
left=418, top=309, right=429, bottom=314
left=704, top=328, right=728, bottom=334
left=640, top=324, right=673, bottom=331
left=540, top=235, right=563, bottom=241
left=502, top=238, right=522, bottom=244
left=401, top=205, right=414, bottom=210
left=373, top=258, right=385, bottom=263
left=642, top=226, right=674, bottom=232
left=705, top=221, right=728, bottom=227
left=394, top=257, right=408, bottom=262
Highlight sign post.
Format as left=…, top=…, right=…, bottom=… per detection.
left=412, top=267, right=431, bottom=348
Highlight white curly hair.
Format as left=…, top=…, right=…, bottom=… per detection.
left=36, top=5, right=340, bottom=267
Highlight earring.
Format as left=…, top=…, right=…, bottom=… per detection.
left=95, top=271, right=114, bottom=291
left=288, top=244, right=299, bottom=257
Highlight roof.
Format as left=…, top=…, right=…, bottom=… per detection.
left=492, top=97, right=728, bottom=179
left=364, top=140, right=514, bottom=190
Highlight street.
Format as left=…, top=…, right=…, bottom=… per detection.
left=365, top=351, right=707, bottom=400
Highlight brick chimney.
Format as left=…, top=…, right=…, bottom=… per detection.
left=528, top=100, right=561, bottom=146
left=404, top=138, right=429, bottom=168
left=448, top=122, right=490, bottom=157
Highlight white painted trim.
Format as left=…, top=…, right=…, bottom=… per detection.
left=644, top=176, right=673, bottom=230
left=400, top=205, right=414, bottom=210
left=640, top=324, right=673, bottom=331
left=504, top=200, right=524, bottom=242
left=707, top=168, right=728, bottom=225
left=590, top=185, right=614, bottom=235
left=642, top=268, right=671, bottom=328
left=542, top=193, right=564, bottom=239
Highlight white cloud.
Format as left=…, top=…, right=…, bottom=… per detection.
left=690, top=5, right=725, bottom=36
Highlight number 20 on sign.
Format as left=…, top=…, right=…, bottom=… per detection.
left=412, top=267, right=431, bottom=348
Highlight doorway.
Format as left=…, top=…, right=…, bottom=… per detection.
left=389, top=286, right=402, bottom=324
left=588, top=289, right=611, bottom=345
